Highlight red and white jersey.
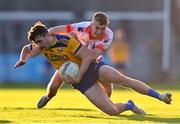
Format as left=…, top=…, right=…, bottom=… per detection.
left=66, top=21, right=113, bottom=52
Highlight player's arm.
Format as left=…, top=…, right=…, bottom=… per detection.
left=14, top=44, right=31, bottom=68
left=48, top=25, right=67, bottom=34
left=91, top=41, right=111, bottom=61
left=73, top=45, right=94, bottom=83
left=91, top=48, right=103, bottom=60
left=14, top=44, right=40, bottom=68
left=48, top=25, right=78, bottom=40
left=63, top=36, right=94, bottom=84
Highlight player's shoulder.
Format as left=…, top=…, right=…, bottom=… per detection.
left=105, top=27, right=113, bottom=39
left=105, top=27, right=113, bottom=35
left=54, top=33, right=71, bottom=40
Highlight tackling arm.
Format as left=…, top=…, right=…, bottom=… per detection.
left=91, top=48, right=103, bottom=61
left=48, top=25, right=67, bottom=34
left=48, top=25, right=78, bottom=41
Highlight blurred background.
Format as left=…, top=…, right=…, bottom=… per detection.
left=0, top=0, right=180, bottom=86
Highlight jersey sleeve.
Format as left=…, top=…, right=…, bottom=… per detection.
left=66, top=22, right=90, bottom=33
left=27, top=43, right=38, bottom=51
left=95, top=31, right=114, bottom=51
left=68, top=37, right=83, bottom=54
left=66, top=23, right=74, bottom=33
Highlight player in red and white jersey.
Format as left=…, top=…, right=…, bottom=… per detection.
left=65, top=21, right=113, bottom=52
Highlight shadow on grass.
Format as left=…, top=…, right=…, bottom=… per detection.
left=73, top=114, right=180, bottom=123
left=0, top=120, right=12, bottom=123
left=45, top=107, right=94, bottom=112
left=2, top=107, right=94, bottom=112
left=2, top=107, right=37, bottom=110
left=120, top=114, right=180, bottom=123
left=1, top=82, right=180, bottom=90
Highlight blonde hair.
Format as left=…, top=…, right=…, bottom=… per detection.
left=92, top=12, right=110, bottom=25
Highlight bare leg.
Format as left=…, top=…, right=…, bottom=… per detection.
left=47, top=70, right=64, bottom=98
left=98, top=65, right=172, bottom=104
left=84, top=83, right=145, bottom=115
left=84, top=83, right=125, bottom=115
left=37, top=70, right=64, bottom=108
left=99, top=65, right=151, bottom=94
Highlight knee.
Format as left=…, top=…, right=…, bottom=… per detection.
left=103, top=106, right=119, bottom=116
left=106, top=108, right=119, bottom=116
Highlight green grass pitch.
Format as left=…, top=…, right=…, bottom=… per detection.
left=0, top=86, right=180, bottom=123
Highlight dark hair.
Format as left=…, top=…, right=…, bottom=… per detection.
left=28, top=21, right=48, bottom=42
left=93, top=12, right=110, bottom=25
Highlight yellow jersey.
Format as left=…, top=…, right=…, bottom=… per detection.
left=30, top=34, right=82, bottom=69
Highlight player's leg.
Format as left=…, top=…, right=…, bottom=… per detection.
left=97, top=81, right=113, bottom=97
left=98, top=65, right=172, bottom=104
left=37, top=70, right=64, bottom=108
left=46, top=70, right=64, bottom=98
left=84, top=83, right=146, bottom=115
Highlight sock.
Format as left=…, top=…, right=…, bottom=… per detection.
left=124, top=101, right=134, bottom=110
left=148, top=89, right=161, bottom=100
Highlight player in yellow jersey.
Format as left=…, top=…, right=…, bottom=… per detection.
left=14, top=22, right=172, bottom=115
left=32, top=12, right=113, bottom=98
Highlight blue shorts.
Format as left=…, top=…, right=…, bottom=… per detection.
left=72, top=61, right=106, bottom=94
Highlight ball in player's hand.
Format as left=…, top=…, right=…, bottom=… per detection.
left=59, top=61, right=79, bottom=79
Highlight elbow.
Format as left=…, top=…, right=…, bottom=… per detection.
left=23, top=45, right=29, bottom=52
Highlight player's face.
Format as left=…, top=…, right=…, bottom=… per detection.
left=91, top=21, right=107, bottom=38
left=34, top=34, right=51, bottom=49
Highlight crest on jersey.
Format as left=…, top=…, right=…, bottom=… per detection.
left=103, top=40, right=108, bottom=43
left=78, top=27, right=84, bottom=32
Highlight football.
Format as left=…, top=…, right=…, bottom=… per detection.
left=59, top=61, right=79, bottom=79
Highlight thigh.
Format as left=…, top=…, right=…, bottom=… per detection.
left=84, top=83, right=117, bottom=114
left=98, top=65, right=127, bottom=84
left=47, top=70, right=64, bottom=90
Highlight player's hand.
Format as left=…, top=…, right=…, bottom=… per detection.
left=14, top=60, right=26, bottom=69
left=62, top=75, right=80, bottom=84
left=30, top=46, right=41, bottom=58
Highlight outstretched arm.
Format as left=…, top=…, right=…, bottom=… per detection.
left=14, top=43, right=42, bottom=68
left=48, top=25, right=67, bottom=34
left=14, top=44, right=33, bottom=68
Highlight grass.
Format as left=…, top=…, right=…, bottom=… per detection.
left=0, top=85, right=180, bottom=124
